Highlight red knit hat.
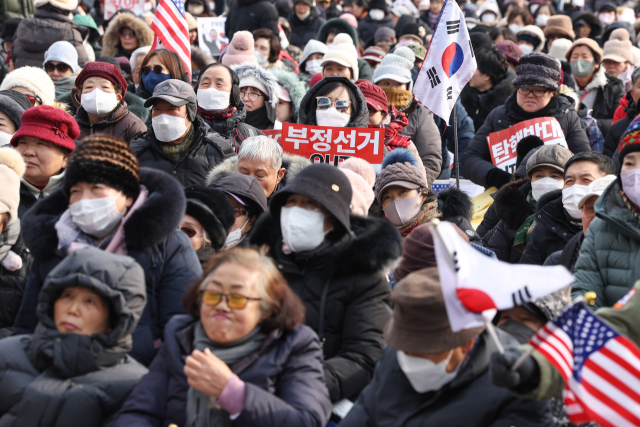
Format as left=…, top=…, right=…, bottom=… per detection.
left=309, top=72, right=323, bottom=88
left=74, top=62, right=128, bottom=97
left=10, top=105, right=79, bottom=151
left=356, top=79, right=388, bottom=116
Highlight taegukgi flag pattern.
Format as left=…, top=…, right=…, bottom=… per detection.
left=414, top=0, right=476, bottom=122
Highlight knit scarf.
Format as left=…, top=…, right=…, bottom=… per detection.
left=197, top=105, right=237, bottom=121
left=513, top=190, right=538, bottom=252
left=160, top=122, right=196, bottom=163
left=0, top=220, right=20, bottom=262
left=370, top=105, right=411, bottom=149
left=383, top=88, right=414, bottom=112
left=54, top=75, right=76, bottom=100
left=398, top=199, right=439, bottom=238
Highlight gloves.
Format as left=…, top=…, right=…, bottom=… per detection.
left=486, top=168, right=512, bottom=189
left=490, top=346, right=538, bottom=390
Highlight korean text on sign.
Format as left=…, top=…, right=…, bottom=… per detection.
left=486, top=117, right=568, bottom=173
left=280, top=123, right=384, bottom=167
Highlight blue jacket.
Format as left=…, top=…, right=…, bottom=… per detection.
left=13, top=168, right=202, bottom=366
left=113, top=315, right=331, bottom=427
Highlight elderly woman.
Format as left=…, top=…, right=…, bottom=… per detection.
left=0, top=247, right=147, bottom=425
left=13, top=135, right=202, bottom=366
left=462, top=53, right=591, bottom=189
left=114, top=247, right=331, bottom=426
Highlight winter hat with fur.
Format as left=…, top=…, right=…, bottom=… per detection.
left=222, top=31, right=258, bottom=66
left=512, top=52, right=562, bottom=90
left=0, top=66, right=56, bottom=106
left=373, top=46, right=416, bottom=91
left=0, top=147, right=26, bottom=225
left=339, top=157, right=376, bottom=187
left=34, top=0, right=79, bottom=11
left=341, top=168, right=375, bottom=216
left=603, top=28, right=634, bottom=64
left=375, top=149, right=428, bottom=203
left=321, top=33, right=359, bottom=80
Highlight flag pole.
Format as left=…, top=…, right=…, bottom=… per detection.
left=453, top=105, right=460, bottom=189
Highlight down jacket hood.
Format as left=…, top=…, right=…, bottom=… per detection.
left=271, top=67, right=308, bottom=122
left=595, top=180, right=640, bottom=241
left=30, top=247, right=146, bottom=377
left=206, top=152, right=311, bottom=185
left=298, top=76, right=369, bottom=128
left=317, top=18, right=360, bottom=47
left=101, top=13, right=155, bottom=57
left=231, top=63, right=280, bottom=123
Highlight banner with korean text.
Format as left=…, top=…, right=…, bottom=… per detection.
left=281, top=123, right=384, bottom=170
left=486, top=117, right=568, bottom=174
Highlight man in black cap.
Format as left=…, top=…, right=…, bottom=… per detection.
left=131, top=79, right=235, bottom=188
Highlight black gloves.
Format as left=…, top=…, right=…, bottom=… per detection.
left=490, top=346, right=539, bottom=391
left=486, top=168, right=512, bottom=190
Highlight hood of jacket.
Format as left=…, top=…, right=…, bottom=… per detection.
left=298, top=76, right=369, bottom=127
left=271, top=67, right=308, bottom=122
left=595, top=180, right=640, bottom=241
left=21, top=9, right=88, bottom=56
left=206, top=152, right=310, bottom=185
left=230, top=63, right=279, bottom=110
left=249, top=211, right=402, bottom=278
left=22, top=167, right=186, bottom=261
left=101, top=12, right=155, bottom=57
left=317, top=18, right=359, bottom=47
left=75, top=99, right=130, bottom=128
left=573, top=13, right=601, bottom=39
left=29, top=246, right=146, bottom=377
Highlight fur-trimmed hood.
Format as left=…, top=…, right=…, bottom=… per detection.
left=298, top=76, right=369, bottom=128
left=205, top=152, right=311, bottom=186
left=22, top=168, right=186, bottom=261
left=271, top=67, right=308, bottom=122
left=101, top=13, right=155, bottom=57
left=230, top=63, right=280, bottom=111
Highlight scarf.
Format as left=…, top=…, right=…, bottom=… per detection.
left=0, top=220, right=20, bottom=262
left=370, top=105, right=411, bottom=149
left=197, top=105, right=237, bottom=121
left=398, top=199, right=439, bottom=238
left=510, top=93, right=558, bottom=121
left=383, top=88, right=414, bottom=112
left=186, top=322, right=267, bottom=427
left=159, top=121, right=196, bottom=163
left=244, top=105, right=273, bottom=130
left=54, top=75, right=76, bottom=100
left=513, top=190, right=537, bottom=252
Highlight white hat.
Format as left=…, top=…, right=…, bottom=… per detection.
left=299, top=39, right=329, bottom=66
left=320, top=34, right=359, bottom=80
left=43, top=41, right=80, bottom=73
left=239, top=75, right=269, bottom=96
left=548, top=38, right=573, bottom=62
left=130, top=46, right=152, bottom=71
left=373, top=46, right=415, bottom=91
left=578, top=175, right=617, bottom=209
left=0, top=66, right=56, bottom=106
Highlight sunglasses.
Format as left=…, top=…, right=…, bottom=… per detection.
left=141, top=65, right=165, bottom=75
left=120, top=28, right=136, bottom=38
left=200, top=290, right=261, bottom=309
left=45, top=62, right=71, bottom=74
left=316, top=97, right=351, bottom=114
left=24, top=94, right=42, bottom=106
left=181, top=226, right=201, bottom=238
left=233, top=208, right=247, bottom=218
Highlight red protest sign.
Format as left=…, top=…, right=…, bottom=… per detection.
left=104, top=0, right=145, bottom=19
left=486, top=117, right=568, bottom=173
left=281, top=123, right=384, bottom=167
left=261, top=129, right=282, bottom=144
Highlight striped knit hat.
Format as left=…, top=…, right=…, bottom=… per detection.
left=620, top=119, right=640, bottom=163
left=64, top=135, right=140, bottom=199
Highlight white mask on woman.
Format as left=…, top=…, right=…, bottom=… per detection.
left=222, top=218, right=250, bottom=250
left=531, top=177, right=564, bottom=201
left=397, top=350, right=461, bottom=393
left=152, top=113, right=189, bottom=142
left=481, top=12, right=496, bottom=23
left=562, top=184, right=589, bottom=220
left=369, top=8, right=385, bottom=20
left=197, top=87, right=231, bottom=110
left=305, top=59, right=324, bottom=76
left=519, top=44, right=534, bottom=54
left=280, top=206, right=328, bottom=252
left=0, top=131, right=13, bottom=146
left=254, top=52, right=268, bottom=65
left=316, top=107, right=350, bottom=127
left=535, top=14, right=550, bottom=27
left=69, top=192, right=125, bottom=238
left=81, top=88, right=119, bottom=115
left=508, top=24, right=524, bottom=34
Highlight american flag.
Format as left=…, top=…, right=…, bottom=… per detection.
left=530, top=301, right=640, bottom=427
left=150, top=0, right=192, bottom=79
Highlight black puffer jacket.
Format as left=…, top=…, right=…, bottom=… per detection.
left=298, top=76, right=369, bottom=128
left=603, top=92, right=637, bottom=164
left=12, top=6, right=89, bottom=68
left=358, top=14, right=395, bottom=47
left=249, top=212, right=402, bottom=403
left=462, top=94, right=591, bottom=187
left=460, top=68, right=516, bottom=132
left=519, top=190, right=583, bottom=265
left=131, top=116, right=235, bottom=188
left=0, top=233, right=31, bottom=336
left=225, top=0, right=279, bottom=40
left=0, top=247, right=148, bottom=426
left=288, top=7, right=326, bottom=49
left=340, top=329, right=553, bottom=427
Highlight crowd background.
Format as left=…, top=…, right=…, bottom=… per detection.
left=1, top=0, right=640, bottom=425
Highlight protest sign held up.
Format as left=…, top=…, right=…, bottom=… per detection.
left=104, top=0, right=145, bottom=20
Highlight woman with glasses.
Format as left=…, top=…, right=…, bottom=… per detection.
left=297, top=76, right=369, bottom=128
left=462, top=52, right=591, bottom=189
left=0, top=66, right=56, bottom=106
left=136, top=50, right=190, bottom=100
left=114, top=247, right=331, bottom=427
left=101, top=12, right=154, bottom=60
left=230, top=62, right=280, bottom=130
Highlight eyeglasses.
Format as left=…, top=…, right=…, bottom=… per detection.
left=45, top=62, right=71, bottom=74
left=517, top=87, right=550, bottom=98
left=24, top=94, right=42, bottom=106
left=233, top=208, right=247, bottom=218
left=141, top=65, right=165, bottom=75
left=240, top=89, right=264, bottom=102
left=120, top=28, right=136, bottom=38
left=181, top=226, right=202, bottom=238
left=200, top=290, right=262, bottom=309
left=316, top=97, right=351, bottom=113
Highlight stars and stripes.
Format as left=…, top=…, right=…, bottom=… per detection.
left=150, top=0, right=192, bottom=79
left=530, top=301, right=640, bottom=427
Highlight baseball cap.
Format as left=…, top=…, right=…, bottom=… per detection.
left=578, top=175, right=617, bottom=209
left=144, top=79, right=197, bottom=108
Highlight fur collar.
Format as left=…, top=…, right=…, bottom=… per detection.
left=206, top=153, right=311, bottom=186
left=249, top=213, right=402, bottom=278
left=22, top=168, right=186, bottom=261
left=584, top=67, right=608, bottom=92
left=101, top=13, right=155, bottom=57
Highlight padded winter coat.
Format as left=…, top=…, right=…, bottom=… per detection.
left=358, top=14, right=395, bottom=47
left=0, top=234, right=31, bottom=334
left=225, top=0, right=279, bottom=40
left=13, top=168, right=203, bottom=366
left=462, top=94, right=591, bottom=187
left=460, top=68, right=516, bottom=132
left=0, top=247, right=148, bottom=426
left=113, top=315, right=331, bottom=427
left=572, top=181, right=640, bottom=309
left=288, top=7, right=325, bottom=50
left=76, top=100, right=147, bottom=143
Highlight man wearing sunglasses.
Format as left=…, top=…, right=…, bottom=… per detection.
left=43, top=41, right=81, bottom=100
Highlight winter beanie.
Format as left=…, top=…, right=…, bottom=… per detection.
left=75, top=62, right=129, bottom=97
left=33, top=0, right=79, bottom=11
left=0, top=147, right=26, bottom=225
left=362, top=46, right=386, bottom=64
left=375, top=149, right=428, bottom=203
left=373, top=47, right=416, bottom=91
left=0, top=67, right=56, bottom=106
left=512, top=52, right=561, bottom=90
left=548, top=38, right=573, bottom=62
left=0, top=91, right=30, bottom=129
left=222, top=31, right=258, bottom=66
left=339, top=156, right=376, bottom=187
left=321, top=34, right=360, bottom=80
left=44, top=41, right=80, bottom=73
left=11, top=105, right=79, bottom=151
left=340, top=168, right=374, bottom=216
left=603, top=28, right=634, bottom=64
left=64, top=135, right=140, bottom=199
left=340, top=13, right=358, bottom=28
left=375, top=27, right=396, bottom=44
left=300, top=40, right=329, bottom=69
left=356, top=79, right=389, bottom=115
left=618, top=120, right=640, bottom=164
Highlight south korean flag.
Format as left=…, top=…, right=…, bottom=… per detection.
left=414, top=0, right=476, bottom=122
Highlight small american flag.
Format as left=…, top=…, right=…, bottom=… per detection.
left=530, top=301, right=640, bottom=427
left=150, top=0, right=192, bottom=79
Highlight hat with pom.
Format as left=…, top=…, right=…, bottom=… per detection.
left=0, top=147, right=26, bottom=225
left=321, top=33, right=360, bottom=80
left=0, top=66, right=56, bottom=106
left=603, top=28, right=634, bottom=64
left=618, top=118, right=640, bottom=163
left=340, top=12, right=358, bottom=28
left=375, top=149, right=428, bottom=203
left=339, top=156, right=376, bottom=188
left=373, top=46, right=416, bottom=91
left=221, top=31, right=258, bottom=67
left=10, top=105, right=78, bottom=151
left=340, top=168, right=375, bottom=216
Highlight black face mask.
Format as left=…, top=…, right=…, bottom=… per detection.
left=498, top=320, right=536, bottom=345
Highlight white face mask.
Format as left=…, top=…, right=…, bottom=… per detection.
left=152, top=113, right=189, bottom=142
left=562, top=184, right=589, bottom=220
left=280, top=206, right=328, bottom=253
left=197, top=87, right=231, bottom=110
left=305, top=59, right=324, bottom=76
left=81, top=88, right=119, bottom=115
left=397, top=350, right=461, bottom=393
left=222, top=218, right=249, bottom=250
left=144, top=1, right=153, bottom=11
left=316, top=107, right=350, bottom=127
left=535, top=14, right=550, bottom=27
left=519, top=43, right=534, bottom=54
left=531, top=177, right=564, bottom=201
left=0, top=131, right=13, bottom=146
left=508, top=23, right=524, bottom=34
left=481, top=12, right=496, bottom=23
left=296, top=9, right=311, bottom=20
left=69, top=192, right=125, bottom=238
left=369, top=8, right=385, bottom=20
left=254, top=52, right=268, bottom=64
left=467, top=23, right=476, bottom=29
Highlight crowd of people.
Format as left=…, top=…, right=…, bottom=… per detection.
left=1, top=0, right=640, bottom=424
